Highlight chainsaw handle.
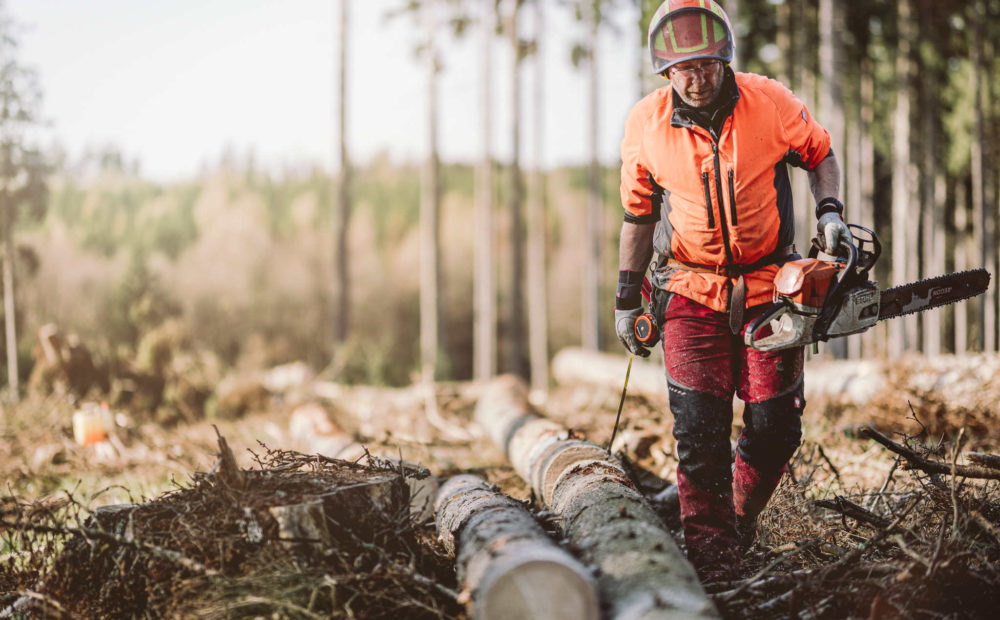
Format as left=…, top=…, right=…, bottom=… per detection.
left=833, top=239, right=858, bottom=286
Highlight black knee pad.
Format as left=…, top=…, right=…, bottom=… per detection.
left=737, top=384, right=805, bottom=472
left=669, top=381, right=734, bottom=494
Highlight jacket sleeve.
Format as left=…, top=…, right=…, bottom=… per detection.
left=770, top=81, right=832, bottom=171
left=619, top=97, right=659, bottom=223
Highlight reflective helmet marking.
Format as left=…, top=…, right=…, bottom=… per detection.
left=647, top=0, right=734, bottom=75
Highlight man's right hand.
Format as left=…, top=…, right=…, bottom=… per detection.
left=615, top=306, right=651, bottom=357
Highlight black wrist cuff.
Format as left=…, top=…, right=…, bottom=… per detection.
left=816, top=197, right=844, bottom=219
left=616, top=270, right=643, bottom=310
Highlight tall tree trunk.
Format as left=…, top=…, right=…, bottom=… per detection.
left=858, top=56, right=879, bottom=356
left=775, top=0, right=792, bottom=86
left=2, top=187, right=16, bottom=399
left=819, top=0, right=846, bottom=359
left=508, top=0, right=526, bottom=378
left=527, top=0, right=549, bottom=396
left=988, top=16, right=1000, bottom=355
left=954, top=179, right=969, bottom=354
left=792, top=2, right=815, bottom=258
left=971, top=0, right=990, bottom=352
left=420, top=1, right=441, bottom=383
left=728, top=0, right=740, bottom=69
left=846, top=101, right=861, bottom=360
left=333, top=0, right=351, bottom=346
left=919, top=3, right=943, bottom=356
left=637, top=0, right=659, bottom=96
left=475, top=2, right=497, bottom=380
left=889, top=0, right=916, bottom=356
left=582, top=2, right=601, bottom=350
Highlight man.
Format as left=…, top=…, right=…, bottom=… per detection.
left=614, top=0, right=850, bottom=583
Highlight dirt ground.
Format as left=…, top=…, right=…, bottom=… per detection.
left=3, top=364, right=1000, bottom=618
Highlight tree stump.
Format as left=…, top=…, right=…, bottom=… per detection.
left=289, top=402, right=439, bottom=523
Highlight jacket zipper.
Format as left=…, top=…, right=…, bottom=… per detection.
left=711, top=140, right=735, bottom=264
left=728, top=169, right=737, bottom=226
left=701, top=172, right=716, bottom=229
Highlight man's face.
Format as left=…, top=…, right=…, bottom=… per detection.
left=668, top=59, right=724, bottom=108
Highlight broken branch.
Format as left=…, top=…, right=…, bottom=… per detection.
left=858, top=427, right=1000, bottom=480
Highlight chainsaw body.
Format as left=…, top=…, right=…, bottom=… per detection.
left=746, top=225, right=882, bottom=352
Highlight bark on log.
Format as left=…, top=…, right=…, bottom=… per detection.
left=289, top=402, right=439, bottom=522
left=435, top=474, right=599, bottom=620
left=475, top=375, right=718, bottom=619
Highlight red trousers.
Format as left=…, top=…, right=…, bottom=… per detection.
left=660, top=293, right=805, bottom=581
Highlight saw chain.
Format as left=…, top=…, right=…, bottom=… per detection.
left=877, top=268, right=992, bottom=321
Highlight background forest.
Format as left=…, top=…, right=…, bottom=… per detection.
left=2, top=0, right=999, bottom=402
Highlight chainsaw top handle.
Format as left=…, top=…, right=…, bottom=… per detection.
left=809, top=223, right=880, bottom=279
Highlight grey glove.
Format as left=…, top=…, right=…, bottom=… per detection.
left=615, top=306, right=650, bottom=357
left=817, top=212, right=851, bottom=255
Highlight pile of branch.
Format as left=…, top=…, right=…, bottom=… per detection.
left=713, top=426, right=1000, bottom=618
left=0, top=437, right=460, bottom=619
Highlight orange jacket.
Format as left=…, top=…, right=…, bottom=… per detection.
left=620, top=70, right=831, bottom=313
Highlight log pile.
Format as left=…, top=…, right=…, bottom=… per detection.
left=435, top=474, right=599, bottom=620
left=474, top=375, right=718, bottom=619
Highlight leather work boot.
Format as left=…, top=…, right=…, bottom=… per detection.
left=675, top=469, right=740, bottom=583
left=732, top=453, right=786, bottom=548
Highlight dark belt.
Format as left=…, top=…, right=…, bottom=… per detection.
left=665, top=245, right=796, bottom=334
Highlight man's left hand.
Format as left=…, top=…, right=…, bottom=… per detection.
left=817, top=212, right=851, bottom=255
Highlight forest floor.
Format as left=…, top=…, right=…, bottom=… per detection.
left=2, top=354, right=1000, bottom=619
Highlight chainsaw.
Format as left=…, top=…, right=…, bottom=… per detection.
left=745, top=224, right=991, bottom=352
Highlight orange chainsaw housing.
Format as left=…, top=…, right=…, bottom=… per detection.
left=772, top=258, right=842, bottom=309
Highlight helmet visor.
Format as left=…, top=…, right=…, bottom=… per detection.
left=650, top=10, right=732, bottom=74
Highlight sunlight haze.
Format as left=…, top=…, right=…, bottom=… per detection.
left=9, top=0, right=639, bottom=181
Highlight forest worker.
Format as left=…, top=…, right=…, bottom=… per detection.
left=613, top=0, right=849, bottom=583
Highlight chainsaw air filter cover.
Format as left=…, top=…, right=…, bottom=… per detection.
left=773, top=258, right=841, bottom=312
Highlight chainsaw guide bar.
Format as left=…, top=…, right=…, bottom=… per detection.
left=878, top=268, right=991, bottom=321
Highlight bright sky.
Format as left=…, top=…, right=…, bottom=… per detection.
left=9, top=0, right=642, bottom=182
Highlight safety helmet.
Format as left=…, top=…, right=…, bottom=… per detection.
left=647, top=0, right=734, bottom=75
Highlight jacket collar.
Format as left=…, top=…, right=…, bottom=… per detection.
left=670, top=66, right=740, bottom=138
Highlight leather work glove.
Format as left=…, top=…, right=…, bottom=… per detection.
left=817, top=212, right=851, bottom=255
left=615, top=306, right=651, bottom=358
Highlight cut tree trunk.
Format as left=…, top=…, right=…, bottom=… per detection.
left=475, top=375, right=718, bottom=619
left=552, top=347, right=1000, bottom=407
left=435, top=474, right=599, bottom=620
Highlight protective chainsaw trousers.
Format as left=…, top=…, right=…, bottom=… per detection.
left=661, top=293, right=805, bottom=582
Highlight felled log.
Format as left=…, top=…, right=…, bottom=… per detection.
left=435, top=474, right=599, bottom=620
left=475, top=375, right=718, bottom=619
left=552, top=347, right=666, bottom=398
left=554, top=348, right=1000, bottom=413
left=289, top=402, right=439, bottom=522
